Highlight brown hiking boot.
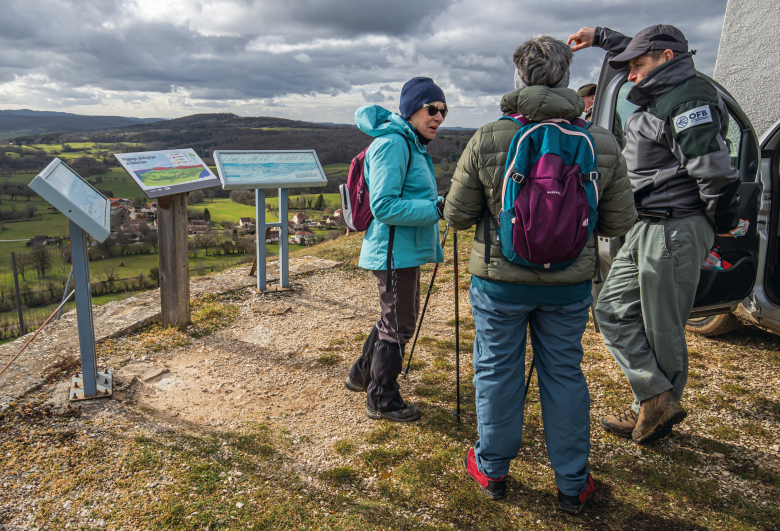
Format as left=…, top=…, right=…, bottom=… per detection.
left=600, top=406, right=638, bottom=439
left=632, top=390, right=687, bottom=444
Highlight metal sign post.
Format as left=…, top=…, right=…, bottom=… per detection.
left=28, top=158, right=113, bottom=401
left=255, top=188, right=290, bottom=291
left=69, top=220, right=112, bottom=399
left=213, top=149, right=326, bottom=292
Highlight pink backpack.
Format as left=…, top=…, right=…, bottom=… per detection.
left=339, top=135, right=411, bottom=231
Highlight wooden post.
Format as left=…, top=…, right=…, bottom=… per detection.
left=157, top=193, right=190, bottom=328
left=11, top=252, right=24, bottom=336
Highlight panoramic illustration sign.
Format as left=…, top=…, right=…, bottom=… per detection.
left=28, top=158, right=110, bottom=242
left=114, top=149, right=219, bottom=198
left=213, top=150, right=328, bottom=190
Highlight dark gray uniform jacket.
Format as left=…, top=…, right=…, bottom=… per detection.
left=595, top=27, right=741, bottom=233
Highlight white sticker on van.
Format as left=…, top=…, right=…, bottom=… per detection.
left=673, top=105, right=713, bottom=133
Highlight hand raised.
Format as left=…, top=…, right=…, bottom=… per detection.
left=567, top=26, right=596, bottom=52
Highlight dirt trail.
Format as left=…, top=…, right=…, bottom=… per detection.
left=120, top=267, right=458, bottom=477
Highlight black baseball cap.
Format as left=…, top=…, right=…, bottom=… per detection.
left=609, top=24, right=688, bottom=69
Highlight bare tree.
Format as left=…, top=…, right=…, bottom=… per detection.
left=144, top=230, right=158, bottom=252
left=102, top=265, right=118, bottom=287
left=95, top=235, right=115, bottom=258
left=14, top=252, right=30, bottom=281
left=31, top=246, right=51, bottom=277
left=116, top=229, right=132, bottom=256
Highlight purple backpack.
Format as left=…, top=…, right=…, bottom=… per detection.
left=485, top=114, right=600, bottom=272
left=339, top=135, right=411, bottom=232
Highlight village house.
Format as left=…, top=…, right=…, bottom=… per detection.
left=31, top=235, right=47, bottom=246
left=188, top=219, right=208, bottom=234
left=110, top=201, right=131, bottom=218
left=140, top=203, right=157, bottom=215
left=293, top=231, right=316, bottom=244
left=265, top=229, right=280, bottom=244
left=120, top=218, right=149, bottom=235
left=334, top=209, right=342, bottom=218
left=326, top=217, right=339, bottom=226
left=292, top=212, right=308, bottom=224
left=239, top=217, right=255, bottom=228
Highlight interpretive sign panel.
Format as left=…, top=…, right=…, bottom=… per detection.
left=29, top=158, right=110, bottom=242
left=114, top=149, right=219, bottom=198
left=213, top=150, right=327, bottom=190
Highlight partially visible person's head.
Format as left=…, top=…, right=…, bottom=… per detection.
left=400, top=77, right=447, bottom=140
left=513, top=35, right=573, bottom=89
left=578, top=83, right=597, bottom=111
left=607, top=24, right=688, bottom=83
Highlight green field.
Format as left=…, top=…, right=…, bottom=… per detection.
left=136, top=167, right=207, bottom=187
left=188, top=198, right=277, bottom=223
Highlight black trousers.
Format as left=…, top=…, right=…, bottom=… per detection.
left=348, top=267, right=421, bottom=412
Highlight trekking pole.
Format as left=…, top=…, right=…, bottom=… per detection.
left=523, top=355, right=536, bottom=401
left=403, top=224, right=450, bottom=378
left=454, top=230, right=461, bottom=423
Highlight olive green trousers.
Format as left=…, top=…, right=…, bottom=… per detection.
left=595, top=214, right=714, bottom=413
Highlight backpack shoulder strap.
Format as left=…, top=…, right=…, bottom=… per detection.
left=399, top=135, right=413, bottom=198
left=499, top=113, right=531, bottom=126
left=387, top=135, right=414, bottom=286
left=570, top=117, right=590, bottom=128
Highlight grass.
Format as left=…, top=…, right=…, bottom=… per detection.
left=188, top=198, right=277, bottom=223
left=315, top=352, right=342, bottom=365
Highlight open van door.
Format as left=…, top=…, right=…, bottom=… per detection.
left=591, top=54, right=762, bottom=328
left=743, top=119, right=780, bottom=335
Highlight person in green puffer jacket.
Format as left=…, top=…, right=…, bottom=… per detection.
left=444, top=35, right=635, bottom=513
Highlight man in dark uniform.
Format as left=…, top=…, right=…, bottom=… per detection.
left=568, top=25, right=740, bottom=444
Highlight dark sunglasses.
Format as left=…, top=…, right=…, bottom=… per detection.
left=422, top=103, right=448, bottom=119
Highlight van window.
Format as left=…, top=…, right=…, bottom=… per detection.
left=725, top=112, right=742, bottom=169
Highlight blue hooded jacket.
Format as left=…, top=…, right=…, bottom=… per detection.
left=355, top=105, right=444, bottom=270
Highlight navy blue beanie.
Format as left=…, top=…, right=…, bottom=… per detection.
left=399, top=77, right=446, bottom=119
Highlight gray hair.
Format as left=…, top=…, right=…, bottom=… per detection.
left=513, top=34, right=574, bottom=88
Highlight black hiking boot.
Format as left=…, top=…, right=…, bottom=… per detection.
left=558, top=474, right=595, bottom=515
left=365, top=405, right=421, bottom=422
left=464, top=448, right=506, bottom=500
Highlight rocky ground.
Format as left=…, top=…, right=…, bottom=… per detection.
left=0, top=230, right=779, bottom=530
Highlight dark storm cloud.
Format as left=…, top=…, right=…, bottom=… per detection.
left=0, top=0, right=729, bottom=123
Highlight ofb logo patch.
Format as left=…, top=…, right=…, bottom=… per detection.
left=673, top=105, right=713, bottom=133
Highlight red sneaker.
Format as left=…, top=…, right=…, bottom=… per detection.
left=557, top=474, right=595, bottom=514
left=464, top=448, right=506, bottom=500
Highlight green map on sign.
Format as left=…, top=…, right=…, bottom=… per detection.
left=135, top=166, right=211, bottom=187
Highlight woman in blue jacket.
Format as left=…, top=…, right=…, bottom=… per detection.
left=345, top=77, right=446, bottom=422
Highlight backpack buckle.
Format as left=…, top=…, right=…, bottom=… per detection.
left=511, top=172, right=525, bottom=184
left=583, top=171, right=600, bottom=182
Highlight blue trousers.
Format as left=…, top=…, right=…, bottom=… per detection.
left=470, top=285, right=592, bottom=496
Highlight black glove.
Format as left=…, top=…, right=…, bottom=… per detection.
left=436, top=198, right=445, bottom=219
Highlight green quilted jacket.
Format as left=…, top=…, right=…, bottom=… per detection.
left=443, top=86, right=636, bottom=286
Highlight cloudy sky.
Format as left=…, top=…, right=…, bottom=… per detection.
left=0, top=0, right=729, bottom=128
